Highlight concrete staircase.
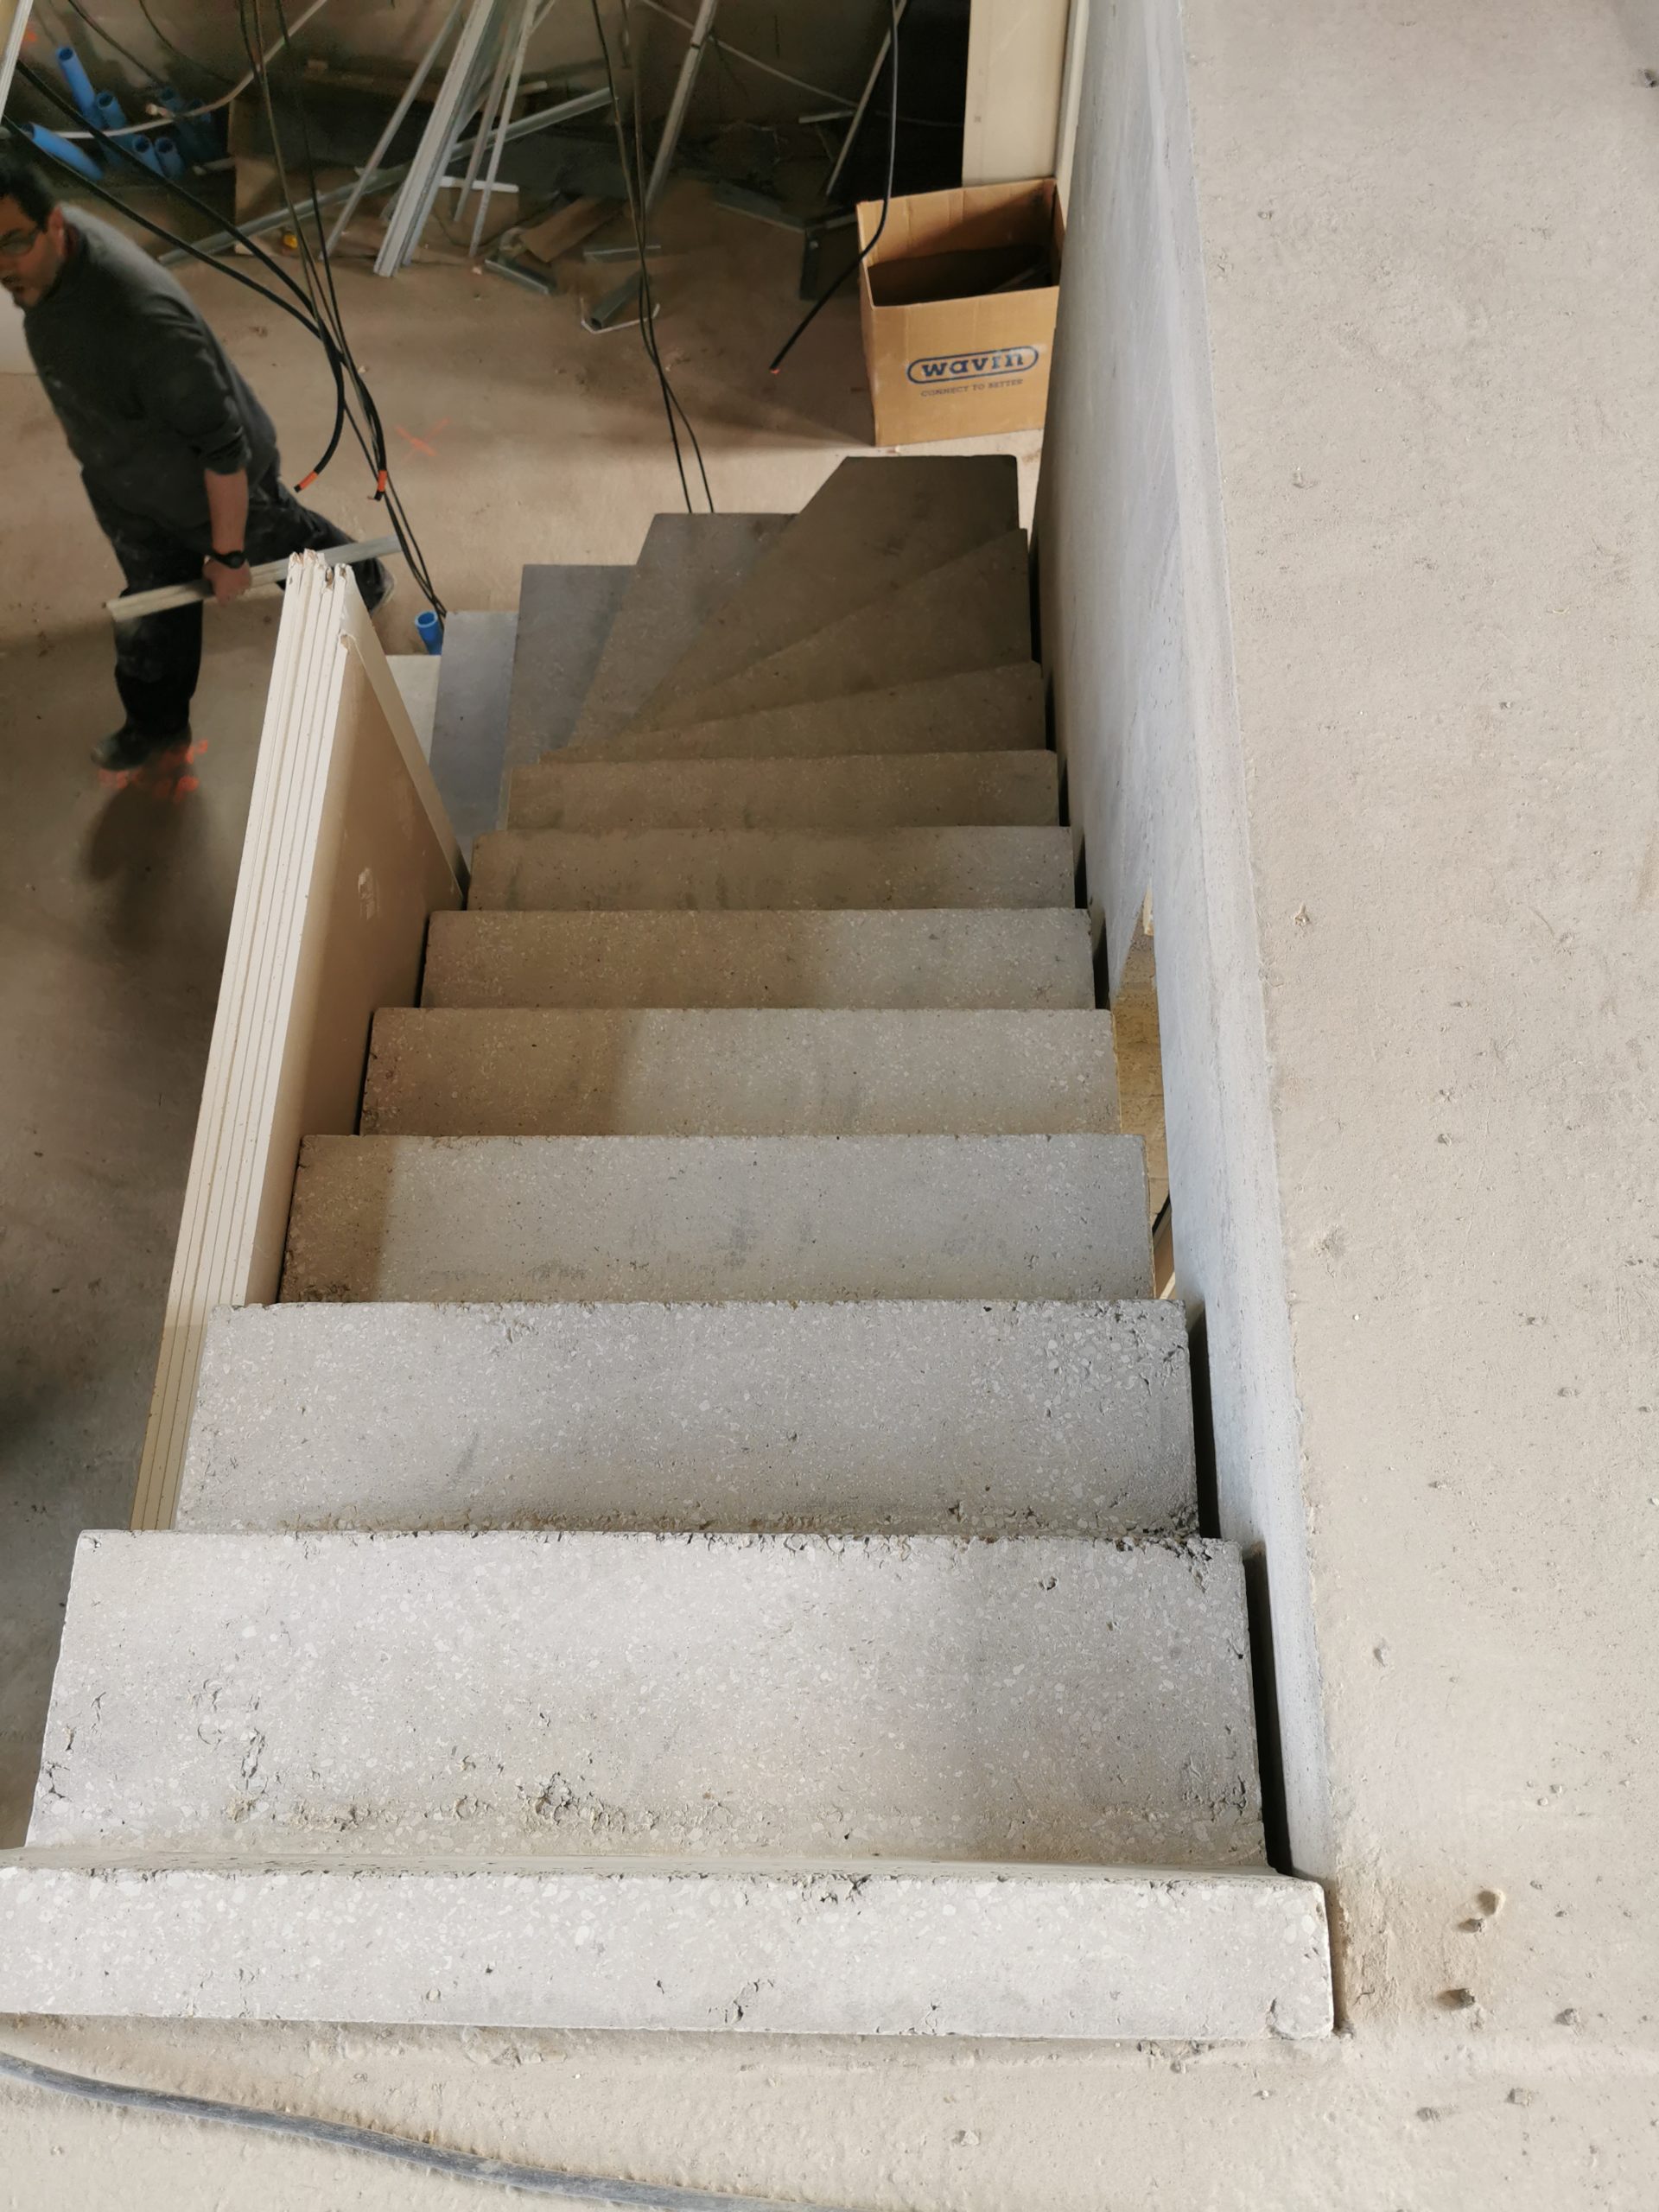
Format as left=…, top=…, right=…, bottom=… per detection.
left=0, top=454, right=1332, bottom=2039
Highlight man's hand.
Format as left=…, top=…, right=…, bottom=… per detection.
left=204, top=556, right=251, bottom=606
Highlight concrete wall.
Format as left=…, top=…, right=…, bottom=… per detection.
left=1035, top=0, right=1333, bottom=1889
left=1034, top=0, right=1659, bottom=2170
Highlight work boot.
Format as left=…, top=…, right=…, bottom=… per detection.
left=92, top=723, right=188, bottom=772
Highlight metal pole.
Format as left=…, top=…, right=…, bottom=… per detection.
left=643, top=0, right=717, bottom=213
left=162, top=85, right=610, bottom=267
left=824, top=0, right=909, bottom=202
left=375, top=0, right=499, bottom=275
left=105, top=536, right=400, bottom=621
left=469, top=0, right=537, bottom=256
left=323, top=0, right=465, bottom=255
left=0, top=0, right=32, bottom=121
left=401, top=0, right=509, bottom=266
left=454, top=3, right=515, bottom=220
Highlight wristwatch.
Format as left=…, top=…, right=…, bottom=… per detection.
left=209, top=549, right=248, bottom=569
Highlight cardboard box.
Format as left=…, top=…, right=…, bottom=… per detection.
left=856, top=179, right=1063, bottom=448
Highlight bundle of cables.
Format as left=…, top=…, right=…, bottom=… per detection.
left=587, top=0, right=713, bottom=513
left=10, top=0, right=446, bottom=617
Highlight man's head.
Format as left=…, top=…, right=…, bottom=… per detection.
left=0, top=149, right=69, bottom=309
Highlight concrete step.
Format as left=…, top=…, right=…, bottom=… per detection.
left=280, top=1134, right=1150, bottom=1304
left=177, top=1298, right=1196, bottom=1537
left=570, top=513, right=787, bottom=748
left=505, top=751, right=1058, bottom=835
left=359, top=1009, right=1117, bottom=1138
left=556, top=663, right=1046, bottom=763
left=28, top=1529, right=1263, bottom=1871
left=503, top=561, right=630, bottom=776
left=425, top=609, right=517, bottom=860
left=0, top=1856, right=1332, bottom=2037
left=626, top=454, right=1020, bottom=730
left=422, top=909, right=1096, bottom=1011
left=467, top=826, right=1075, bottom=912
left=638, top=531, right=1033, bottom=733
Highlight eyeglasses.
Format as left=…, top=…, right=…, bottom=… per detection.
left=0, top=225, right=43, bottom=263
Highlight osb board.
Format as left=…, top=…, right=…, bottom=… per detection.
left=130, top=565, right=461, bottom=1531
left=1111, top=909, right=1169, bottom=1226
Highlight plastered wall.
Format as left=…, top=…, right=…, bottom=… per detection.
left=1039, top=0, right=1659, bottom=2146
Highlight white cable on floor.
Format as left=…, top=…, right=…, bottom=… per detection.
left=0, top=2047, right=874, bottom=2211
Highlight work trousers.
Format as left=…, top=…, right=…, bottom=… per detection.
left=105, top=469, right=388, bottom=739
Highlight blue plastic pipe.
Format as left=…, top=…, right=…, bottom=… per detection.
left=153, top=85, right=216, bottom=166
left=152, top=135, right=186, bottom=179
left=416, top=611, right=443, bottom=655
left=93, top=89, right=130, bottom=133
left=127, top=135, right=165, bottom=177
left=25, top=124, right=103, bottom=184
left=54, top=45, right=102, bottom=127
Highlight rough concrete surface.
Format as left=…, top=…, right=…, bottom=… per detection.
left=420, top=907, right=1097, bottom=1009
left=424, top=610, right=517, bottom=859
left=560, top=660, right=1048, bottom=761
left=500, top=563, right=630, bottom=768
left=359, top=1007, right=1119, bottom=1137
left=651, top=531, right=1033, bottom=730
left=504, top=749, right=1058, bottom=834
left=0, top=1859, right=1331, bottom=2040
left=280, top=1133, right=1152, bottom=1306
left=570, top=513, right=787, bottom=747
left=627, top=454, right=1021, bottom=724
left=175, top=1297, right=1197, bottom=1536
left=467, top=824, right=1076, bottom=911
left=29, top=1531, right=1262, bottom=1869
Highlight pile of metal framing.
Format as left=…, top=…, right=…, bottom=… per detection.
left=328, top=0, right=612, bottom=273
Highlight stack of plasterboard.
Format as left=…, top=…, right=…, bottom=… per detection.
left=130, top=558, right=463, bottom=1532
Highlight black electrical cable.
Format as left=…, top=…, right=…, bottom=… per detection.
left=54, top=0, right=156, bottom=82
left=267, top=0, right=444, bottom=613
left=587, top=0, right=714, bottom=514
left=767, top=0, right=899, bottom=376
left=238, top=0, right=444, bottom=612
left=133, top=0, right=239, bottom=86
left=4, top=88, right=353, bottom=488
left=602, top=0, right=709, bottom=512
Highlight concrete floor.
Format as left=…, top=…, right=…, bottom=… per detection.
left=0, top=182, right=1048, bottom=2204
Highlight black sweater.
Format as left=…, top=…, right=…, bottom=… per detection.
left=24, top=211, right=277, bottom=543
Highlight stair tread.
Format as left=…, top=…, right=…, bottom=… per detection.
left=31, top=1529, right=1262, bottom=1869
left=421, top=909, right=1096, bottom=1010
left=280, top=1133, right=1152, bottom=1306
left=467, top=825, right=1076, bottom=912
left=0, top=1858, right=1333, bottom=2039
left=360, top=1007, right=1118, bottom=1138
left=505, top=563, right=631, bottom=772
left=626, top=454, right=1020, bottom=729
left=554, top=663, right=1046, bottom=762
left=571, top=513, right=787, bottom=748
left=635, top=530, right=1032, bottom=731
left=178, top=1297, right=1195, bottom=1536
left=505, top=750, right=1058, bottom=834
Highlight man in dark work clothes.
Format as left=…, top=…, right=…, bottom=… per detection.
left=0, top=147, right=389, bottom=772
